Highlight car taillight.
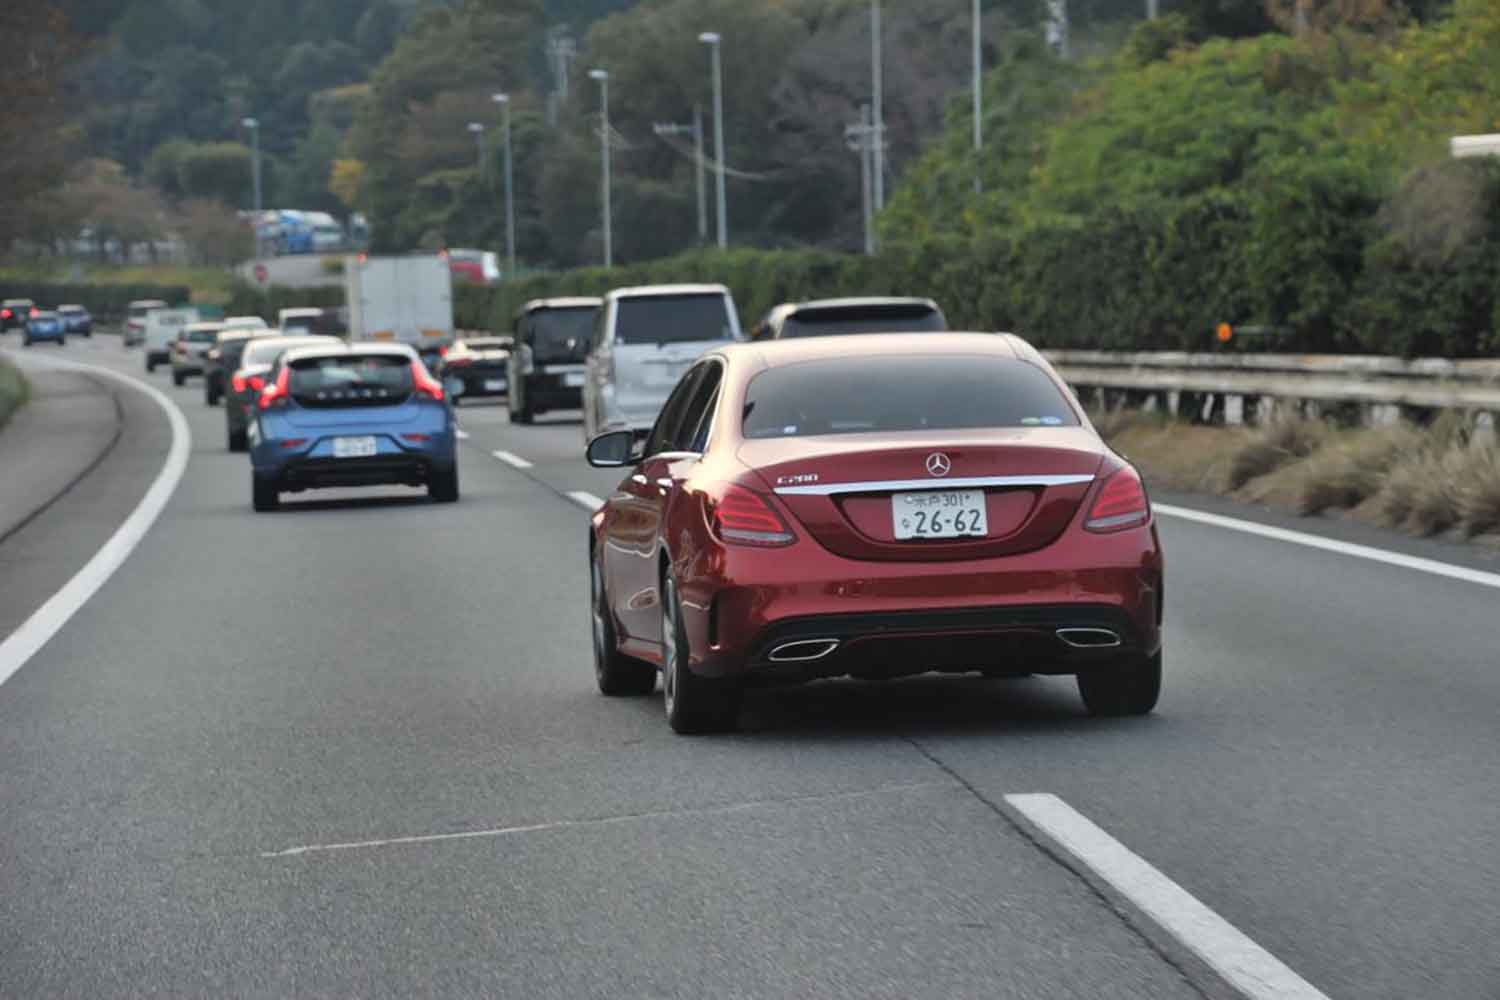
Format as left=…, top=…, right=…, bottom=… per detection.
left=249, top=375, right=265, bottom=391
left=1, top=309, right=10, bottom=319
left=29, top=308, right=39, bottom=317
left=411, top=361, right=444, bottom=400
left=231, top=374, right=247, bottom=393
left=438, top=345, right=448, bottom=357
left=257, top=368, right=290, bottom=410
left=709, top=485, right=796, bottom=547
left=1085, top=466, right=1150, bottom=533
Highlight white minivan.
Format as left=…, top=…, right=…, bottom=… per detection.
left=582, top=285, right=742, bottom=442
left=143, top=307, right=201, bottom=371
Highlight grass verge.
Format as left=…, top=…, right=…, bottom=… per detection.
left=1094, top=408, right=1500, bottom=548
left=0, top=357, right=31, bottom=432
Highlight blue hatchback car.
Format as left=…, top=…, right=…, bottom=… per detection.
left=24, top=310, right=66, bottom=346
left=248, top=343, right=458, bottom=511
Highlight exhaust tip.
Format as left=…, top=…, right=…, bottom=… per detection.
left=768, top=638, right=841, bottom=663
left=1055, top=627, right=1122, bottom=649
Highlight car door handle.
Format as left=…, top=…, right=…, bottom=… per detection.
left=631, top=474, right=649, bottom=486
left=655, top=478, right=673, bottom=489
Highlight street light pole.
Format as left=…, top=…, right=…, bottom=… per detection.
left=694, top=104, right=707, bottom=244
left=699, top=32, right=728, bottom=250
left=493, top=93, right=516, bottom=276
left=870, top=1, right=884, bottom=214
left=242, top=116, right=262, bottom=259
left=589, top=69, right=612, bottom=268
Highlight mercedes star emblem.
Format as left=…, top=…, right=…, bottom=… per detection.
left=926, top=452, right=952, bottom=478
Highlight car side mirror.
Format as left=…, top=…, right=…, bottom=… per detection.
left=587, top=430, right=640, bottom=468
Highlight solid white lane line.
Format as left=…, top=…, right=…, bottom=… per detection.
left=454, top=428, right=470, bottom=440
left=262, top=781, right=952, bottom=859
left=1003, top=794, right=1329, bottom=1000
left=491, top=449, right=533, bottom=469
left=0, top=357, right=190, bottom=690
left=1155, top=503, right=1500, bottom=591
left=568, top=491, right=605, bottom=511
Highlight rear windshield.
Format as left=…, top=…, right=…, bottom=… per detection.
left=741, top=356, right=1079, bottom=439
left=187, top=329, right=219, bottom=343
left=464, top=339, right=511, bottom=351
left=219, top=339, right=255, bottom=364
left=288, top=355, right=412, bottom=403
left=530, top=308, right=595, bottom=361
left=614, top=295, right=734, bottom=346
left=282, top=318, right=318, bottom=334
left=129, top=303, right=164, bottom=319
left=781, top=304, right=945, bottom=339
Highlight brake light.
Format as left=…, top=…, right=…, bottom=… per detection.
left=257, top=367, right=290, bottom=410
left=1, top=309, right=10, bottom=319
left=401, top=432, right=432, bottom=443
left=29, top=308, right=39, bottom=317
left=232, top=374, right=247, bottom=393
left=438, top=345, right=449, bottom=357
left=710, top=485, right=796, bottom=547
left=411, top=361, right=444, bottom=400
left=249, top=375, right=265, bottom=391
left=1085, top=466, right=1150, bottom=532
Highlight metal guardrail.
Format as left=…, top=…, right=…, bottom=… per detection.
left=1045, top=351, right=1500, bottom=414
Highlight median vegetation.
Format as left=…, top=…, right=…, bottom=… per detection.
left=1099, top=412, right=1500, bottom=545
left=0, top=359, right=30, bottom=432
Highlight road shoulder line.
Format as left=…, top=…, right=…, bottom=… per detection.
left=1155, top=502, right=1500, bottom=590
left=1002, top=793, right=1329, bottom=1000
left=0, top=358, right=190, bottom=689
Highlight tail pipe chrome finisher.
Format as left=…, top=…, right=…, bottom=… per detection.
left=768, top=638, right=841, bottom=663
left=1055, top=627, right=1122, bottom=649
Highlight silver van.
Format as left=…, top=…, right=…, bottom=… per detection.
left=582, top=284, right=742, bottom=441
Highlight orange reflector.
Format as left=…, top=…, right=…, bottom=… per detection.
left=1216, top=323, right=1233, bottom=343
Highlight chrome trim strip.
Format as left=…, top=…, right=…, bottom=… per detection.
left=773, top=474, right=1095, bottom=497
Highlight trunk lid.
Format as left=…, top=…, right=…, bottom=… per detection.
left=742, top=429, right=1104, bottom=562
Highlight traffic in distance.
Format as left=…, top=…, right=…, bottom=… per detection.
left=71, top=257, right=1161, bottom=735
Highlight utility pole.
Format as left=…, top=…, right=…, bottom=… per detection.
left=972, top=0, right=982, bottom=196
left=1147, top=0, right=1159, bottom=17
left=845, top=105, right=875, bottom=257
left=493, top=93, right=516, bottom=275
left=652, top=112, right=708, bottom=244
left=699, top=32, right=728, bottom=249
left=589, top=69, right=612, bottom=268
left=242, top=116, right=262, bottom=257
left=870, top=0, right=885, bottom=214
left=545, top=28, right=576, bottom=127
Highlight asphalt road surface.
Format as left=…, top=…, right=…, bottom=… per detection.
left=2, top=338, right=1497, bottom=999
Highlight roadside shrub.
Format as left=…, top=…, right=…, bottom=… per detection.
left=1226, top=414, right=1330, bottom=490
left=1455, top=442, right=1500, bottom=537
left=0, top=281, right=193, bottom=321
left=0, top=359, right=29, bottom=431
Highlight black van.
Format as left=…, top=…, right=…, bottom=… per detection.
left=507, top=297, right=602, bottom=425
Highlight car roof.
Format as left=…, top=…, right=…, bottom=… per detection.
left=243, top=334, right=341, bottom=356
left=223, top=315, right=266, bottom=324
left=129, top=299, right=168, bottom=307
left=279, top=308, right=323, bottom=318
left=520, top=297, right=603, bottom=313
left=59, top=304, right=86, bottom=310
left=185, top=321, right=224, bottom=333
left=718, top=331, right=1024, bottom=369
left=605, top=284, right=729, bottom=301
left=281, top=342, right=416, bottom=364
left=784, top=296, right=940, bottom=315
left=4, top=298, right=35, bottom=305
left=217, top=328, right=270, bottom=342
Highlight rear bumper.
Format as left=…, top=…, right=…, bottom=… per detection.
left=146, top=349, right=170, bottom=364
left=521, top=374, right=583, bottom=412
left=267, top=454, right=450, bottom=490
left=674, top=527, right=1163, bottom=682
left=26, top=329, right=64, bottom=341
left=451, top=369, right=509, bottom=398
left=251, top=419, right=456, bottom=491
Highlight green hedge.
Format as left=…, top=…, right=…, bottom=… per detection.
left=460, top=165, right=1499, bottom=358
left=0, top=282, right=193, bottom=321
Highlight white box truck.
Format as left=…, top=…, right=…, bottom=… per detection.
left=345, top=253, right=454, bottom=371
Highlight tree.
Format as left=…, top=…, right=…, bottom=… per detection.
left=177, top=198, right=254, bottom=265
left=175, top=142, right=255, bottom=207
left=0, top=4, right=83, bottom=246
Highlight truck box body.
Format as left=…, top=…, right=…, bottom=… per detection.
left=345, top=255, right=454, bottom=369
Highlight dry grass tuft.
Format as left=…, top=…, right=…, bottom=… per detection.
left=1226, top=414, right=1330, bottom=490
left=1455, top=441, right=1500, bottom=537
left=1294, top=424, right=1424, bottom=515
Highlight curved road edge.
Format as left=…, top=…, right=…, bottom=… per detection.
left=0, top=357, right=190, bottom=689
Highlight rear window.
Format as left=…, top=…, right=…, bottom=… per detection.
left=243, top=338, right=337, bottom=368
left=187, top=329, right=219, bottom=343
left=129, top=303, right=164, bottom=319
left=741, top=356, right=1079, bottom=439
left=781, top=304, right=945, bottom=339
left=282, top=318, right=318, bottom=334
left=220, top=339, right=255, bottom=365
left=288, top=354, right=413, bottom=405
left=530, top=308, right=595, bottom=361
left=614, top=295, right=734, bottom=346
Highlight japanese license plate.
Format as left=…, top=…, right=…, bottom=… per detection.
left=563, top=373, right=585, bottom=388
left=892, top=490, right=988, bottom=540
left=333, top=436, right=378, bottom=459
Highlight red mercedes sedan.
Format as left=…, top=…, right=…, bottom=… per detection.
left=585, top=333, right=1163, bottom=734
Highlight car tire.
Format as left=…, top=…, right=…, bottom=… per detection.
left=22, top=337, right=31, bottom=347
left=429, top=463, right=460, bottom=503
left=205, top=387, right=219, bottom=407
left=661, top=571, right=741, bottom=734
left=58, top=335, right=66, bottom=347
left=591, top=548, right=656, bottom=696
left=172, top=369, right=185, bottom=386
left=145, top=358, right=156, bottom=373
left=1077, top=649, right=1162, bottom=717
left=514, top=397, right=534, bottom=425
left=251, top=475, right=279, bottom=512
left=227, top=427, right=248, bottom=452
